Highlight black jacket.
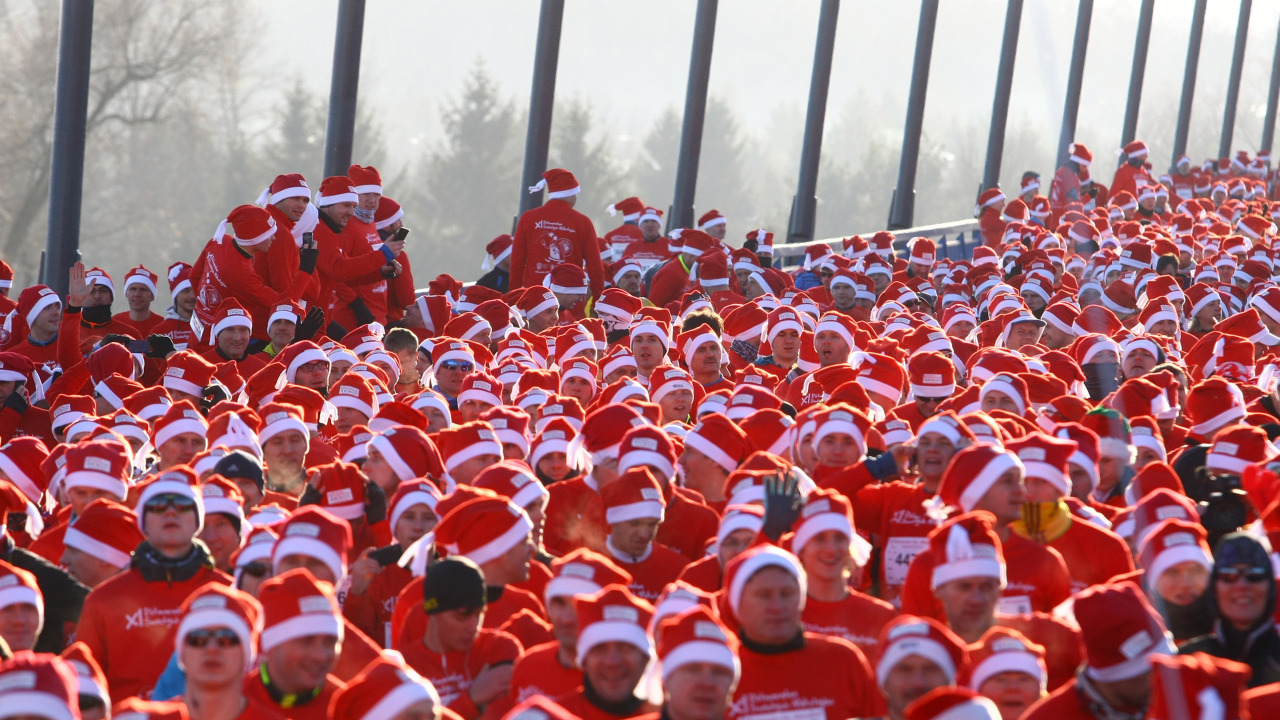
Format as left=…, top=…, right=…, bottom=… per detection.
left=2, top=534, right=89, bottom=653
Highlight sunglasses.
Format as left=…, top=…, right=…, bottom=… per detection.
left=917, top=396, right=949, bottom=404
left=1217, top=567, right=1270, bottom=584
left=440, top=360, right=473, bottom=372
left=184, top=628, right=242, bottom=649
left=144, top=494, right=198, bottom=514
left=240, top=562, right=270, bottom=578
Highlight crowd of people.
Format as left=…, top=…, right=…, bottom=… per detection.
left=0, top=138, right=1276, bottom=719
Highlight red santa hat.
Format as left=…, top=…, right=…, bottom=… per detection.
left=876, top=615, right=968, bottom=688
left=329, top=374, right=377, bottom=421
left=927, top=444, right=1023, bottom=518
left=545, top=263, right=588, bottom=295
left=388, top=480, right=442, bottom=533
left=529, top=168, right=581, bottom=199
left=372, top=196, right=404, bottom=232
left=305, top=461, right=368, bottom=521
left=684, top=413, right=753, bottom=473
left=63, top=499, right=142, bottom=569
left=698, top=209, right=726, bottom=230
left=1185, top=377, right=1247, bottom=437
left=722, top=544, right=806, bottom=620
left=616, top=424, right=678, bottom=480
left=1005, top=432, right=1075, bottom=497
left=811, top=403, right=871, bottom=461
left=434, top=421, right=504, bottom=475
left=0, top=559, right=42, bottom=631
left=928, top=511, right=1006, bottom=590
left=1146, top=652, right=1251, bottom=720
left=905, top=688, right=1001, bottom=720
left=473, top=462, right=547, bottom=513
left=480, top=234, right=514, bottom=272
left=212, top=204, right=276, bottom=248
left=746, top=228, right=774, bottom=255
left=656, top=605, right=739, bottom=682
left=606, top=196, right=644, bottom=220
left=257, top=172, right=310, bottom=207
left=150, top=400, right=208, bottom=449
left=909, top=237, right=936, bottom=266
left=715, top=504, right=764, bottom=552
left=62, top=440, right=130, bottom=500
left=258, top=567, right=343, bottom=651
left=908, top=351, right=956, bottom=398
left=175, top=583, right=261, bottom=671
left=257, top=402, right=309, bottom=451
left=965, top=627, right=1046, bottom=694
left=122, top=265, right=158, bottom=296
left=546, top=548, right=632, bottom=604
left=136, top=466, right=204, bottom=533
left=1137, top=518, right=1213, bottom=587
left=271, top=506, right=353, bottom=582
left=0, top=652, right=79, bottom=720
left=1075, top=580, right=1174, bottom=682
left=14, top=285, right=60, bottom=331
left=314, top=175, right=359, bottom=207
left=211, top=298, right=253, bottom=339
left=1206, top=424, right=1280, bottom=475
left=166, top=261, right=193, bottom=297
left=0, top=438, right=49, bottom=508
left=163, top=351, right=217, bottom=397
left=435, top=496, right=533, bottom=566
left=83, top=266, right=114, bottom=297
left=61, top=641, right=108, bottom=711
left=574, top=584, right=655, bottom=665
left=601, top=467, right=666, bottom=525
left=347, top=164, right=382, bottom=195
left=331, top=656, right=441, bottom=720
left=791, top=487, right=870, bottom=565
left=368, top=426, right=443, bottom=484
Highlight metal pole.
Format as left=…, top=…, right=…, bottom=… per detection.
left=1220, top=0, right=1252, bottom=159
left=1263, top=13, right=1280, bottom=153
left=1055, top=0, right=1094, bottom=166
left=1172, top=0, right=1208, bottom=167
left=668, top=0, right=719, bottom=232
left=887, top=0, right=940, bottom=230
left=322, top=0, right=366, bottom=179
left=788, top=0, right=840, bottom=244
left=517, top=0, right=566, bottom=216
left=1119, top=0, right=1155, bottom=152
left=981, top=0, right=1023, bottom=191
left=42, top=0, right=95, bottom=296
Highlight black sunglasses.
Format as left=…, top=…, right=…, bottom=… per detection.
left=240, top=562, right=270, bottom=578
left=917, top=396, right=949, bottom=404
left=1218, top=567, right=1270, bottom=584
left=440, top=360, right=473, bottom=372
left=184, top=628, right=242, bottom=648
left=144, top=494, right=198, bottom=514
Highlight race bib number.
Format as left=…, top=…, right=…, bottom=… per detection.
left=884, top=536, right=930, bottom=587
left=997, top=595, right=1032, bottom=616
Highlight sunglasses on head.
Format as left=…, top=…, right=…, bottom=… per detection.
left=184, top=628, right=242, bottom=648
left=440, top=360, right=473, bottom=372
left=144, top=494, right=198, bottom=514
left=1218, top=567, right=1270, bottom=584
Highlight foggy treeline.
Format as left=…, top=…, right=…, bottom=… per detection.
left=0, top=0, right=1263, bottom=290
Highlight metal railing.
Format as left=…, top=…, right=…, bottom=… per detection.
left=771, top=218, right=982, bottom=270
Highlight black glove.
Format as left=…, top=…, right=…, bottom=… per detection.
left=297, top=483, right=323, bottom=508
left=200, top=381, right=230, bottom=415
left=146, top=334, right=176, bottom=359
left=349, top=298, right=376, bottom=326
left=743, top=237, right=759, bottom=253
left=4, top=390, right=28, bottom=416
left=296, top=307, right=326, bottom=341
left=761, top=469, right=804, bottom=541
left=365, top=481, right=388, bottom=525
left=299, top=246, right=319, bottom=274
left=100, top=334, right=131, bottom=348
left=380, top=263, right=399, bottom=279
left=326, top=320, right=349, bottom=340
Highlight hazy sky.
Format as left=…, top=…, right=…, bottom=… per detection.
left=258, top=0, right=1280, bottom=181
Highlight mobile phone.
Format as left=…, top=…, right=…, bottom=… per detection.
left=302, top=231, right=315, bottom=248
left=393, top=227, right=409, bottom=244
left=128, top=339, right=151, bottom=354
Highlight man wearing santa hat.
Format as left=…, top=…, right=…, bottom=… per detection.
left=654, top=606, right=740, bottom=720
left=512, top=168, right=605, bottom=299
left=114, top=265, right=163, bottom=336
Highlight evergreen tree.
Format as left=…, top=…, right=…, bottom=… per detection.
left=549, top=96, right=623, bottom=233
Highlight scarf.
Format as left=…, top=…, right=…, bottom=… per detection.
left=1013, top=500, right=1074, bottom=544
left=353, top=207, right=376, bottom=224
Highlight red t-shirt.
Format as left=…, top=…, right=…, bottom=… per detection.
left=607, top=542, right=689, bottom=602
left=400, top=628, right=522, bottom=720
left=510, top=641, right=581, bottom=705
left=730, top=633, right=883, bottom=720
left=801, top=591, right=899, bottom=659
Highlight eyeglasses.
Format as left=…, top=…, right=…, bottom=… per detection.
left=1217, top=567, right=1270, bottom=584
left=240, top=562, right=270, bottom=578
left=144, top=494, right=198, bottom=514
left=184, top=628, right=242, bottom=648
left=440, top=360, right=473, bottom=372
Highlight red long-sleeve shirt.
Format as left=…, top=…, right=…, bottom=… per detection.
left=255, top=204, right=321, bottom=307
left=801, top=591, right=898, bottom=659
left=400, top=628, right=522, bottom=720
left=606, top=541, right=689, bottom=602
left=510, top=199, right=604, bottom=298
left=730, top=632, right=883, bottom=720
left=312, top=214, right=388, bottom=329
left=510, top=641, right=581, bottom=705
left=854, top=481, right=937, bottom=606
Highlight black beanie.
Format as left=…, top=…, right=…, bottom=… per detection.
left=423, top=556, right=487, bottom=614
left=213, top=449, right=265, bottom=493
